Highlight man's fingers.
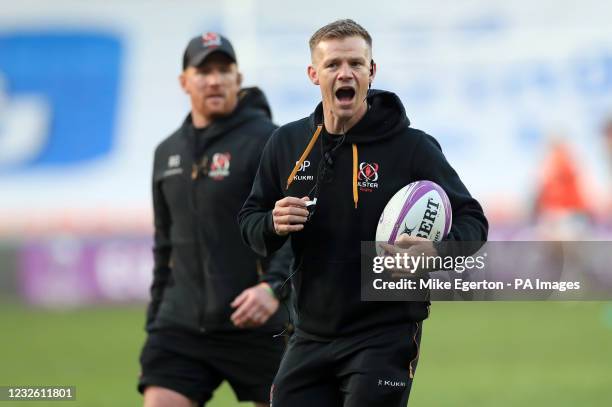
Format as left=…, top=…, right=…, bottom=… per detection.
left=272, top=196, right=312, bottom=235
left=276, top=196, right=308, bottom=208
left=231, top=309, right=249, bottom=326
left=274, top=197, right=310, bottom=218
left=231, top=295, right=267, bottom=325
left=230, top=307, right=243, bottom=323
left=230, top=290, right=248, bottom=308
left=395, top=234, right=429, bottom=248
left=376, top=242, right=423, bottom=276
left=396, top=234, right=429, bottom=242
left=253, top=312, right=269, bottom=325
left=246, top=307, right=272, bottom=326
left=274, top=224, right=305, bottom=234
left=378, top=242, right=401, bottom=255
left=273, top=206, right=309, bottom=218
left=231, top=298, right=254, bottom=322
left=232, top=307, right=265, bottom=328
left=276, top=214, right=308, bottom=225
left=230, top=284, right=279, bottom=327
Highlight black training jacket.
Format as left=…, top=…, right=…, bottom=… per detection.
left=147, top=87, right=292, bottom=334
left=239, top=89, right=488, bottom=338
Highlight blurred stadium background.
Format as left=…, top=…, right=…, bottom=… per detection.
left=1, top=0, right=611, bottom=405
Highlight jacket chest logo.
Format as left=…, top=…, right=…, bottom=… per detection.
left=292, top=160, right=314, bottom=182
left=209, top=152, right=231, bottom=180
left=163, top=154, right=183, bottom=177
left=358, top=162, right=379, bottom=192
left=168, top=154, right=181, bottom=168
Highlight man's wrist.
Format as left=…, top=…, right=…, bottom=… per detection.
left=265, top=212, right=280, bottom=236
left=260, top=282, right=277, bottom=299
left=262, top=280, right=290, bottom=301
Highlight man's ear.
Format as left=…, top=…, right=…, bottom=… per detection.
left=369, top=60, right=377, bottom=84
left=237, top=71, right=243, bottom=87
left=307, top=65, right=319, bottom=85
left=179, top=71, right=188, bottom=94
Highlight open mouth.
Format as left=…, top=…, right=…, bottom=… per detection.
left=335, top=87, right=356, bottom=103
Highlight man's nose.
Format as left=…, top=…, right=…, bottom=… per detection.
left=337, top=63, right=353, bottom=80
left=207, top=71, right=222, bottom=86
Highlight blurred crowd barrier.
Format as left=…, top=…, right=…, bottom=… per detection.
left=0, top=238, right=152, bottom=306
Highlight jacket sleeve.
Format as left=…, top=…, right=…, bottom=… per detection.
left=238, top=130, right=289, bottom=258
left=258, top=239, right=293, bottom=300
left=146, top=147, right=173, bottom=329
left=411, top=133, right=489, bottom=255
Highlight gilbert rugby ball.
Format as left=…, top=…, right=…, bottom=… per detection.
left=376, top=180, right=452, bottom=243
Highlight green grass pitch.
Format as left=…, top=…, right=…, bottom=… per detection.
left=0, top=302, right=610, bottom=406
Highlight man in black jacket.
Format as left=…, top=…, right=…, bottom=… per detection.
left=239, top=20, right=488, bottom=406
left=138, top=33, right=291, bottom=407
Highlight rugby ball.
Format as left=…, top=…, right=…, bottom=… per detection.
left=376, top=181, right=452, bottom=243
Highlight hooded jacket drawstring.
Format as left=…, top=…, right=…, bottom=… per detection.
left=287, top=125, right=322, bottom=189
left=352, top=144, right=358, bottom=208
left=286, top=124, right=359, bottom=209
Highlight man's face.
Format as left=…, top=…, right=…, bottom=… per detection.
left=180, top=53, right=241, bottom=121
left=308, top=36, right=374, bottom=124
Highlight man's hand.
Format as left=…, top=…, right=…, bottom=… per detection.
left=378, top=234, right=439, bottom=275
left=230, top=282, right=280, bottom=328
left=395, top=235, right=438, bottom=256
left=272, top=196, right=310, bottom=235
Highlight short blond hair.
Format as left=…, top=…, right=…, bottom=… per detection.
left=309, top=19, right=372, bottom=54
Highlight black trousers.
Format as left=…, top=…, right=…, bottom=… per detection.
left=271, top=322, right=422, bottom=407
